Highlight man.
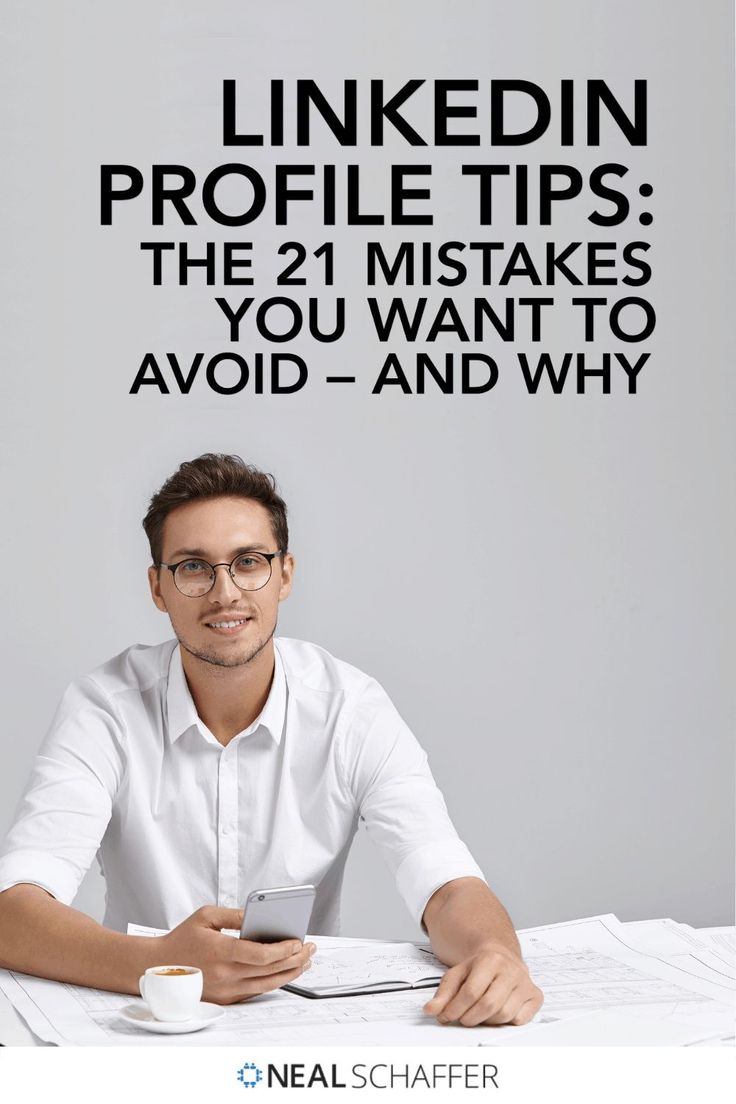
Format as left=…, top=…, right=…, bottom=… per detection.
left=0, top=454, right=543, bottom=1028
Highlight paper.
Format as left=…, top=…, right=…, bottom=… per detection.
left=519, top=914, right=735, bottom=1006
left=0, top=931, right=547, bottom=1047
left=0, top=967, right=549, bottom=1046
left=514, top=914, right=735, bottom=1046
left=2, top=915, right=733, bottom=1046
left=501, top=1009, right=720, bottom=1047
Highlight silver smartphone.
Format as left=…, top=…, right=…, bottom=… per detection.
left=239, top=884, right=316, bottom=943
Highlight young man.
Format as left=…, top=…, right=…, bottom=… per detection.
left=0, top=454, right=543, bottom=1028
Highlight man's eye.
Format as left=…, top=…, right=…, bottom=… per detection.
left=236, top=556, right=259, bottom=569
left=181, top=560, right=207, bottom=573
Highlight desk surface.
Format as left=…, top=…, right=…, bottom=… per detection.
left=2, top=918, right=733, bottom=1047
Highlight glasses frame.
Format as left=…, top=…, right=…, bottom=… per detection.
left=157, top=551, right=285, bottom=596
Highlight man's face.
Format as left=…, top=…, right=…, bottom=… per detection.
left=148, top=496, right=294, bottom=669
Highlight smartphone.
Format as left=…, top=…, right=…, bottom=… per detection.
left=239, top=884, right=316, bottom=943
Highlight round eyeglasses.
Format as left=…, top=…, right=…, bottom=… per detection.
left=157, top=551, right=284, bottom=597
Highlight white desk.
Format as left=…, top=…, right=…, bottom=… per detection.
left=2, top=918, right=733, bottom=1047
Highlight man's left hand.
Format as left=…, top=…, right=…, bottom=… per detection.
left=423, top=941, right=543, bottom=1027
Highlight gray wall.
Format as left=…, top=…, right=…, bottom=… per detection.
left=1, top=0, right=733, bottom=940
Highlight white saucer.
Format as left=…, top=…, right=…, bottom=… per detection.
left=120, top=1001, right=224, bottom=1034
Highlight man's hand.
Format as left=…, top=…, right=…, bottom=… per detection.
left=158, top=906, right=316, bottom=1004
left=423, top=941, right=543, bottom=1027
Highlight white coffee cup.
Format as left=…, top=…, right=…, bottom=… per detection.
left=138, top=965, right=203, bottom=1022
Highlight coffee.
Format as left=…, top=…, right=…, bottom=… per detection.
left=139, top=965, right=203, bottom=1021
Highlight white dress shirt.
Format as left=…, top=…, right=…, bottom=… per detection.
left=0, top=638, right=485, bottom=934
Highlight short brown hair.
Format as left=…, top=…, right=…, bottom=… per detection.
left=142, top=454, right=288, bottom=564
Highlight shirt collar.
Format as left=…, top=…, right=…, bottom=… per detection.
left=166, top=642, right=286, bottom=746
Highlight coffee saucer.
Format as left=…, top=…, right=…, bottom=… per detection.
left=120, top=1001, right=225, bottom=1034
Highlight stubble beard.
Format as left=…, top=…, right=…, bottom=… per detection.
left=176, top=622, right=276, bottom=670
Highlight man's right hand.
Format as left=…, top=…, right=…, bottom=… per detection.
left=158, top=906, right=316, bottom=1004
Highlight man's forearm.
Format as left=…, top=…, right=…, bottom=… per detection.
left=0, top=884, right=161, bottom=994
left=422, top=877, right=522, bottom=965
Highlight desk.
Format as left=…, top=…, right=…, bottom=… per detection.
left=0, top=965, right=534, bottom=1047
left=1, top=917, right=733, bottom=1047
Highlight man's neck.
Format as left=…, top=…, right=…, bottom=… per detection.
left=180, top=639, right=276, bottom=747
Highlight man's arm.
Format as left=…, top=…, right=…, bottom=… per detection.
left=0, top=884, right=161, bottom=991
left=0, top=884, right=314, bottom=1003
left=339, top=679, right=539, bottom=1027
left=421, top=876, right=543, bottom=1027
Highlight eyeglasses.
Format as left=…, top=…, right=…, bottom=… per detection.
left=158, top=551, right=284, bottom=597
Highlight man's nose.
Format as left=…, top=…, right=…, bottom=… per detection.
left=209, top=564, right=242, bottom=602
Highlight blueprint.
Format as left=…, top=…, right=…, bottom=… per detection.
left=0, top=916, right=733, bottom=1046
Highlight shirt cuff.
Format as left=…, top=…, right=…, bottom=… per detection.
left=0, top=850, right=81, bottom=905
left=394, top=839, right=487, bottom=930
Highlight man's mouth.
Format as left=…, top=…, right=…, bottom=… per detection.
left=204, top=617, right=251, bottom=634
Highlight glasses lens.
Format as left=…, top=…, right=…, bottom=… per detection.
left=231, top=552, right=272, bottom=591
left=173, top=559, right=215, bottom=597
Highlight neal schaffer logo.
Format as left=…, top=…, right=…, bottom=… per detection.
left=235, top=1059, right=499, bottom=1090
left=236, top=1062, right=263, bottom=1088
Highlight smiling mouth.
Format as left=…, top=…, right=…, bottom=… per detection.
left=204, top=617, right=251, bottom=634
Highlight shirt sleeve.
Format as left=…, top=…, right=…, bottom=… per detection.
left=0, top=676, right=125, bottom=905
left=337, top=678, right=486, bottom=929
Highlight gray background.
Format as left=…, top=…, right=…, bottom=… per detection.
left=1, top=0, right=733, bottom=939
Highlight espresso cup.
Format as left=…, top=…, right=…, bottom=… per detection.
left=138, top=965, right=203, bottom=1022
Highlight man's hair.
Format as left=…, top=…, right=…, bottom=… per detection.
left=142, top=453, right=289, bottom=564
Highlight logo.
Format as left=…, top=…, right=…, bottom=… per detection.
left=236, top=1062, right=263, bottom=1089
left=235, top=1059, right=499, bottom=1090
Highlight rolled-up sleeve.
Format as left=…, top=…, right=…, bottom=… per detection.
left=0, top=676, right=125, bottom=905
left=337, top=679, right=486, bottom=929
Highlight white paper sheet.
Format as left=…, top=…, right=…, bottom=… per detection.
left=620, top=918, right=736, bottom=982
left=2, top=915, right=733, bottom=1046
left=500, top=1009, right=721, bottom=1047
left=519, top=914, right=735, bottom=1006
left=0, top=967, right=553, bottom=1046
left=515, top=914, right=735, bottom=1045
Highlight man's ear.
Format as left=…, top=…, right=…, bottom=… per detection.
left=148, top=565, right=168, bottom=613
left=278, top=553, right=295, bottom=602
